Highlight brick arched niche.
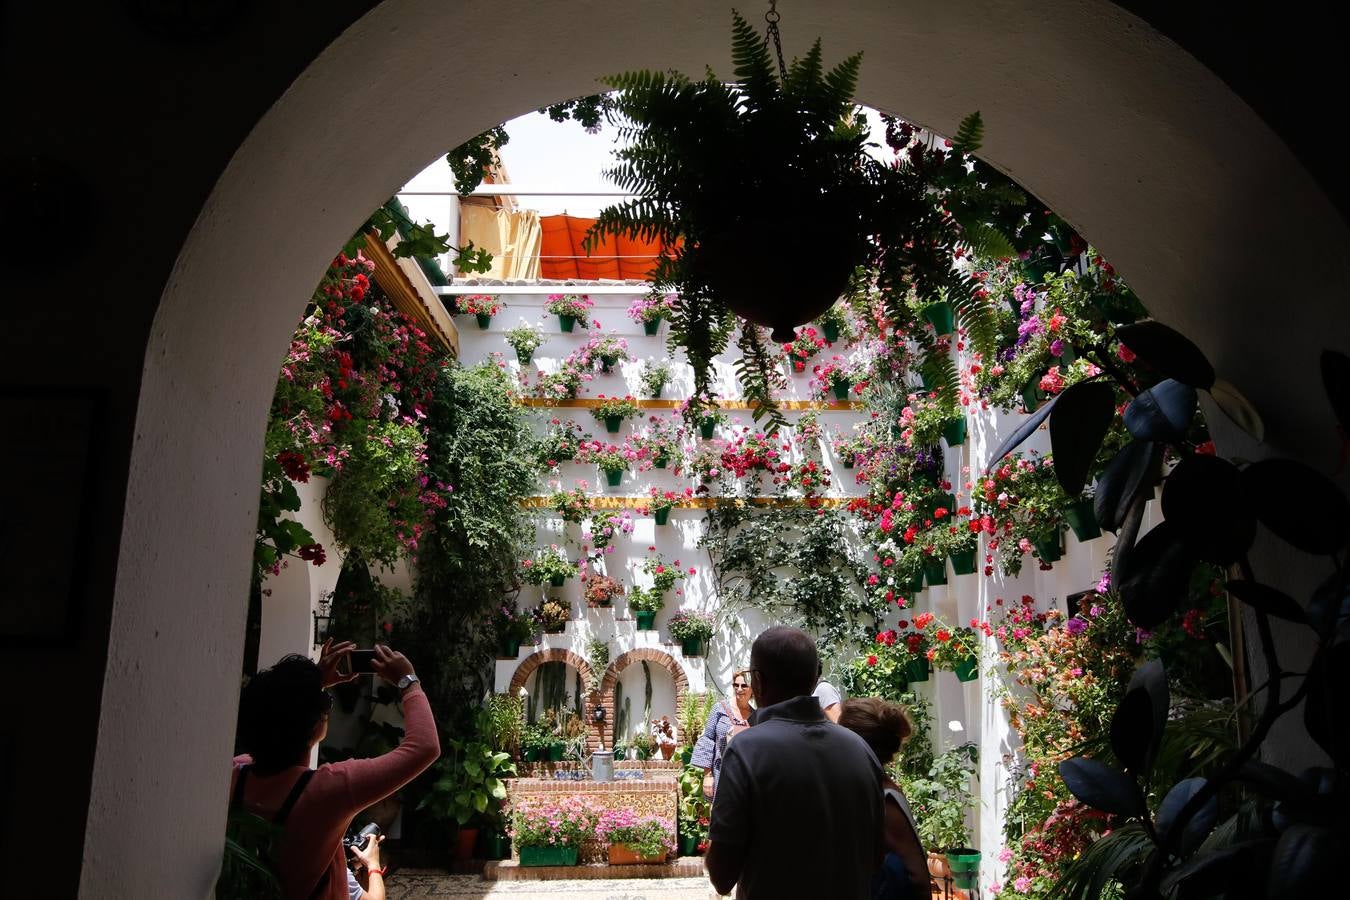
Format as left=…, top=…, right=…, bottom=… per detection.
left=508, top=649, right=602, bottom=752
left=598, top=649, right=690, bottom=750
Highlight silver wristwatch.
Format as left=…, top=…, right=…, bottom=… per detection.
left=396, top=673, right=420, bottom=690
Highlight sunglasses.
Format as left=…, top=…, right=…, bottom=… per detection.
left=732, top=682, right=749, bottom=690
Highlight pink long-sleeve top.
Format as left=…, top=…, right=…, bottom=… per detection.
left=230, top=683, right=440, bottom=900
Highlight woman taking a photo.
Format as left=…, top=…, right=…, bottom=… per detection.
left=689, top=669, right=754, bottom=798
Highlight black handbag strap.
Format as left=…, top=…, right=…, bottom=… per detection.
left=231, top=763, right=315, bottom=826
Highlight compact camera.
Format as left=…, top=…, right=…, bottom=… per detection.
left=343, top=822, right=381, bottom=850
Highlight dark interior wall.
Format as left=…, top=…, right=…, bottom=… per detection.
left=1, top=3, right=374, bottom=894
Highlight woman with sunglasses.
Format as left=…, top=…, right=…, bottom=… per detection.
left=689, top=669, right=755, bottom=799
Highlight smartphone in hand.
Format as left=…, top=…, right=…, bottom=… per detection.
left=348, top=649, right=377, bottom=674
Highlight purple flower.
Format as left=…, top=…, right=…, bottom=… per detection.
left=1064, top=617, right=1087, bottom=636
left=1050, top=339, right=1065, bottom=357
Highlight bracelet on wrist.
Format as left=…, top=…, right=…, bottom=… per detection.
left=369, top=866, right=388, bottom=877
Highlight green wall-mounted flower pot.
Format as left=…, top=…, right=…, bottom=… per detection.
left=605, top=469, right=623, bottom=487
left=953, top=656, right=979, bottom=682
left=1064, top=498, right=1102, bottom=542
left=922, top=557, right=948, bottom=586
left=922, top=300, right=955, bottom=335
left=546, top=743, right=565, bottom=762
left=699, top=418, right=716, bottom=439
left=942, top=417, right=968, bottom=446
left=1034, top=532, right=1063, bottom=562
left=949, top=548, right=977, bottom=575
left=822, top=321, right=840, bottom=343
left=476, top=313, right=492, bottom=329
left=497, top=637, right=521, bottom=659
left=559, top=314, right=577, bottom=332
left=644, top=317, right=662, bottom=335
left=654, top=454, right=669, bottom=469
left=681, top=636, right=706, bottom=658
left=1021, top=379, right=1047, bottom=413
left=515, top=348, right=533, bottom=366
left=600, top=354, right=619, bottom=373
left=654, top=507, right=671, bottom=526
left=635, top=610, right=657, bottom=630
left=549, top=574, right=566, bottom=587
left=604, top=415, right=623, bottom=433
left=906, top=658, right=931, bottom=683
left=832, top=380, right=851, bottom=400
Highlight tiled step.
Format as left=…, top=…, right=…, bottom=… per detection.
left=487, top=857, right=706, bottom=881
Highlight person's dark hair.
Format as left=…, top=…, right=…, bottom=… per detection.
left=239, top=654, right=330, bottom=772
left=750, top=626, right=818, bottom=698
left=838, top=697, right=913, bottom=766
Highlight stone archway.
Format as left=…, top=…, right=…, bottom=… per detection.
left=599, top=648, right=691, bottom=752
left=86, top=0, right=1350, bottom=894
left=508, top=648, right=599, bottom=752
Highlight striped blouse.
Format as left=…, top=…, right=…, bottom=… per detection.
left=689, top=700, right=751, bottom=793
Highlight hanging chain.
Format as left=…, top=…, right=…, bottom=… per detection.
left=765, top=1, right=788, bottom=79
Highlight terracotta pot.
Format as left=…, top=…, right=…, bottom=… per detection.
left=608, top=843, right=667, bottom=865
left=453, top=827, right=478, bottom=860
left=927, top=850, right=951, bottom=880
left=659, top=743, right=676, bottom=761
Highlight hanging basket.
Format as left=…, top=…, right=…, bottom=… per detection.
left=949, top=548, right=977, bottom=576
left=1064, top=498, right=1102, bottom=542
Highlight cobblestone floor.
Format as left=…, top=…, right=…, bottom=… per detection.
left=385, top=872, right=717, bottom=900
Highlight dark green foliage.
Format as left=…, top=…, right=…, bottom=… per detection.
left=396, top=363, right=538, bottom=731
left=586, top=12, right=1000, bottom=421
left=446, top=125, right=510, bottom=196
left=700, top=505, right=880, bottom=653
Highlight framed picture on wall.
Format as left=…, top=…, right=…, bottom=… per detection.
left=0, top=387, right=100, bottom=645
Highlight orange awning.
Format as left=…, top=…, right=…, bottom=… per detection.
left=538, top=214, right=678, bottom=280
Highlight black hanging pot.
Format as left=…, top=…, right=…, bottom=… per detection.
left=688, top=187, right=867, bottom=342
